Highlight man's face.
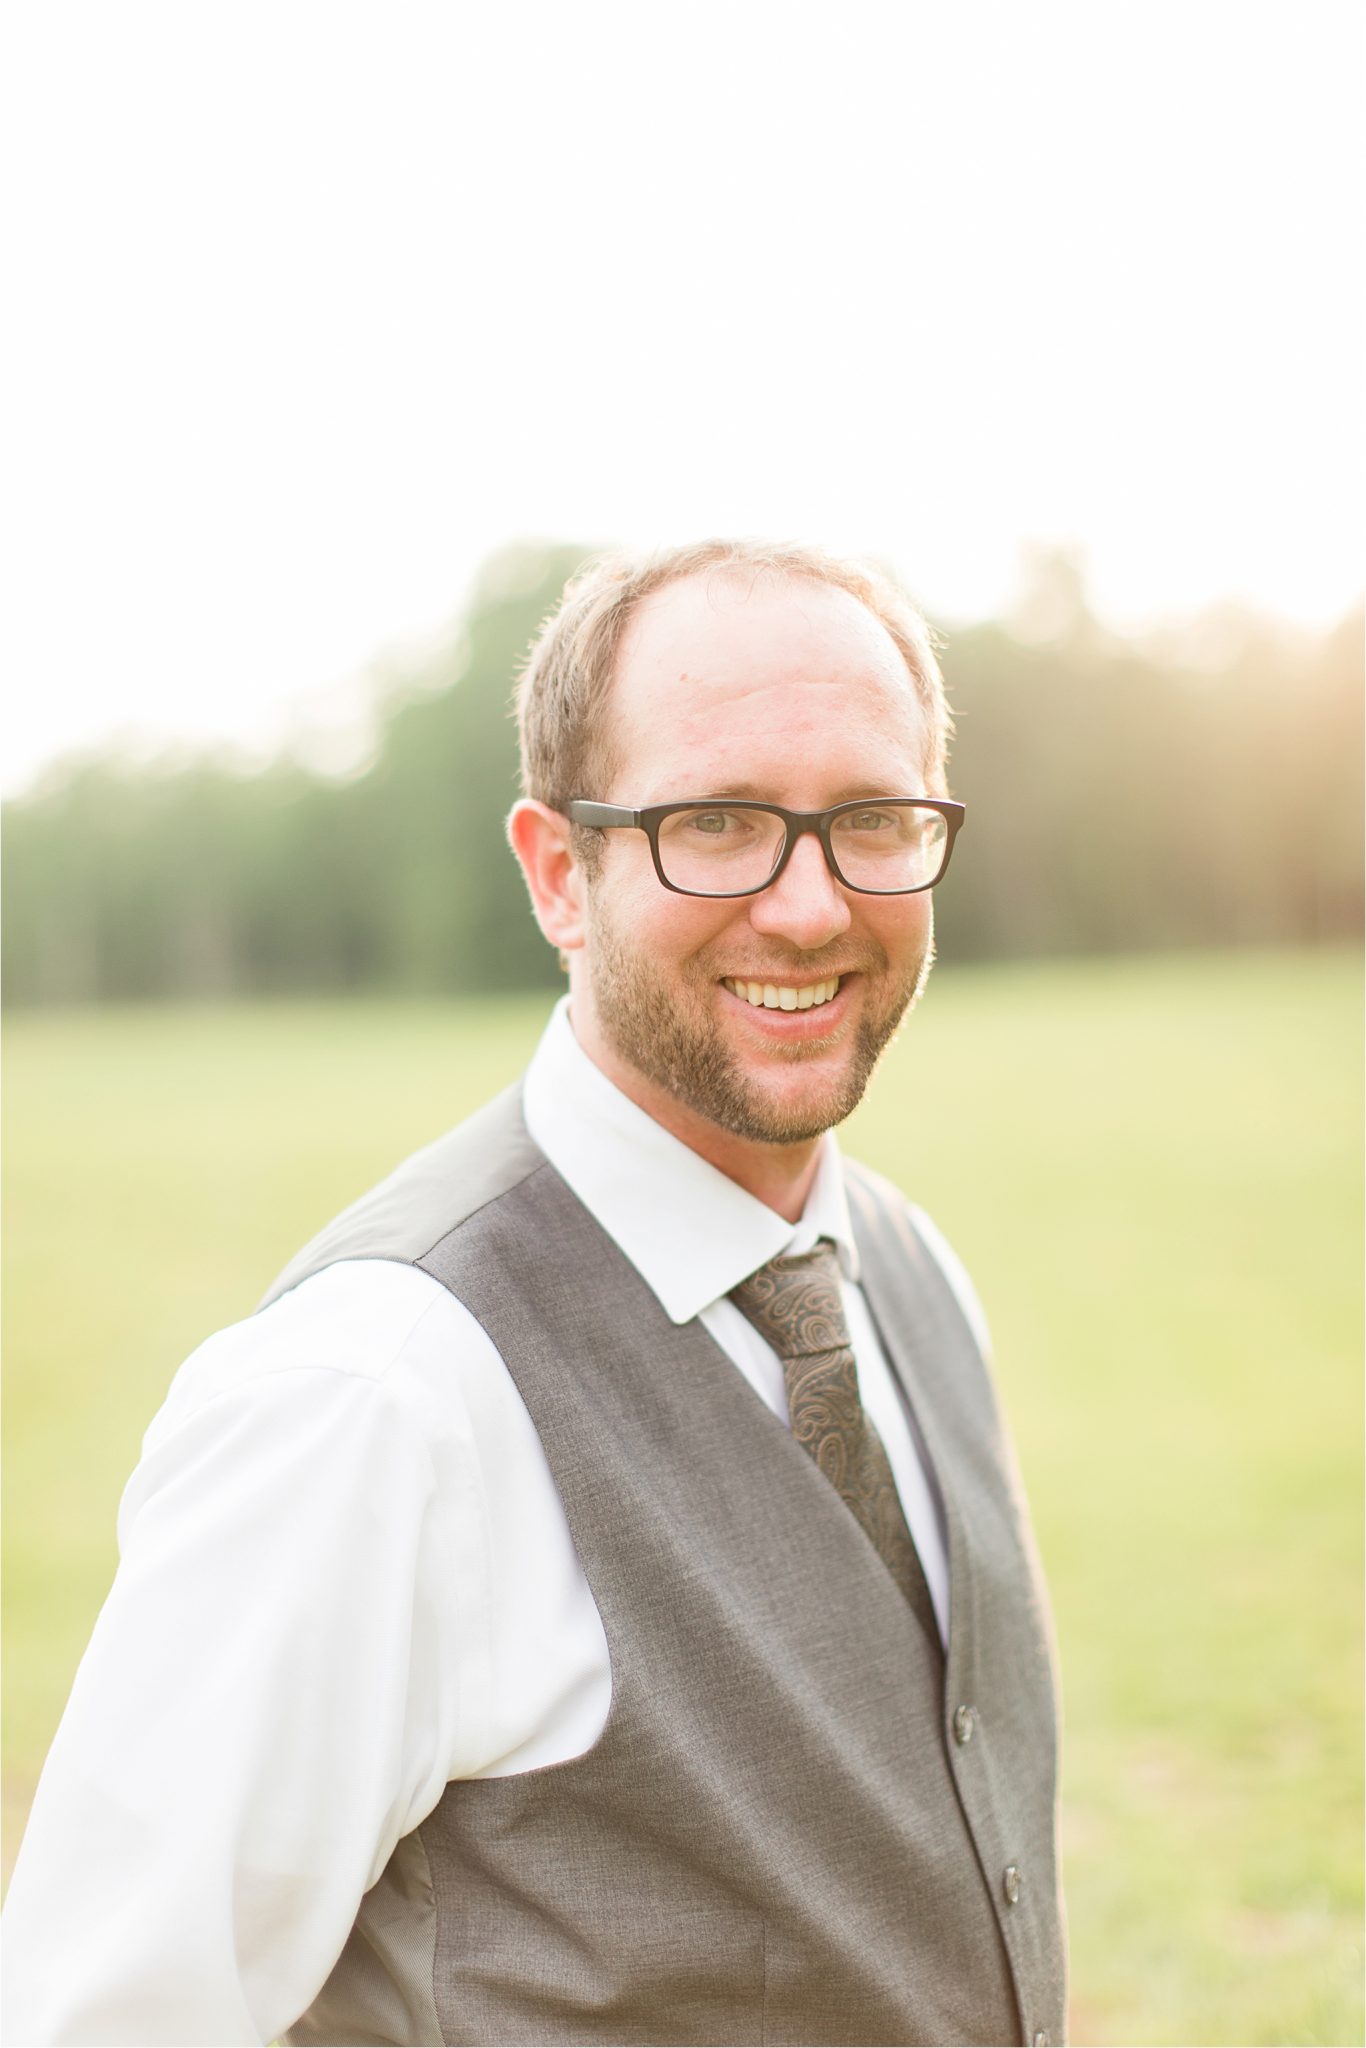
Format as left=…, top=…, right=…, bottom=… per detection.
left=571, top=572, right=938, bottom=1150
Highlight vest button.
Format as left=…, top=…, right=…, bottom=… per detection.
left=952, top=1703, right=977, bottom=1745
left=1033, top=2033, right=1050, bottom=2046
left=1003, top=1863, right=1022, bottom=1906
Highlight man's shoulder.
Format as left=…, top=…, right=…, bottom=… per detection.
left=841, top=1154, right=993, bottom=1364
left=841, top=1153, right=928, bottom=1255
left=259, top=1080, right=546, bottom=1311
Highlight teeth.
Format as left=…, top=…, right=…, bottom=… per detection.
left=724, top=976, right=842, bottom=1010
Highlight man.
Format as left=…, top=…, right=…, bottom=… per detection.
left=3, top=540, right=1065, bottom=2046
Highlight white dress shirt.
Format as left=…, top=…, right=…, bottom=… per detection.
left=1, top=999, right=988, bottom=2047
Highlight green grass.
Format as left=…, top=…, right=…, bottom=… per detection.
left=4, top=949, right=1361, bottom=2044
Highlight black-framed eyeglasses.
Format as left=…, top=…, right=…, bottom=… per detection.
left=565, top=797, right=965, bottom=898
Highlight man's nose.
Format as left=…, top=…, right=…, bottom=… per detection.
left=746, top=828, right=853, bottom=951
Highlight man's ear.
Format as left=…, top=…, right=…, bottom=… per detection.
left=507, top=800, right=588, bottom=955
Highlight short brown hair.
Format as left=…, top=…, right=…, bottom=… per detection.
left=515, top=538, right=953, bottom=821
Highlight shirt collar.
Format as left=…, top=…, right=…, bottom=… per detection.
left=521, top=997, right=860, bottom=1325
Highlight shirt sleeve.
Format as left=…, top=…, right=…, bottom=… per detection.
left=1, top=1285, right=466, bottom=2047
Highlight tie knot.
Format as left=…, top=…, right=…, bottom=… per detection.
left=728, top=1243, right=851, bottom=1359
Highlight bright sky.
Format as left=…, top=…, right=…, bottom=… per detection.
left=3, top=1, right=1361, bottom=795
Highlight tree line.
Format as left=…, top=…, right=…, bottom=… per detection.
left=3, top=543, right=1360, bottom=1006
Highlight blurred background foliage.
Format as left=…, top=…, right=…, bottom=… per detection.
left=4, top=540, right=1361, bottom=1005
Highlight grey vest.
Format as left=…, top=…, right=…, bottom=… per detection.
left=266, top=1086, right=1065, bottom=2047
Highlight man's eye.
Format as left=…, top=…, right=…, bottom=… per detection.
left=846, top=809, right=897, bottom=832
left=688, top=809, right=740, bottom=835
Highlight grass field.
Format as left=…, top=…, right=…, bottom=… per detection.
left=3, top=947, right=1361, bottom=2044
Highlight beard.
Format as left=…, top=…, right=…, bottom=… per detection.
left=585, top=896, right=935, bottom=1147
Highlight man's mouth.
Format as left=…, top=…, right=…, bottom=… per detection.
left=720, top=974, right=844, bottom=1012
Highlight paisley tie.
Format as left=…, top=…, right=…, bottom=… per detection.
left=730, top=1242, right=943, bottom=1664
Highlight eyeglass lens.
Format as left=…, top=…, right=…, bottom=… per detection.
left=655, top=804, right=948, bottom=895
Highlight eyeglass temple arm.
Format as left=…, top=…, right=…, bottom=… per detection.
left=566, top=801, right=639, bottom=828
